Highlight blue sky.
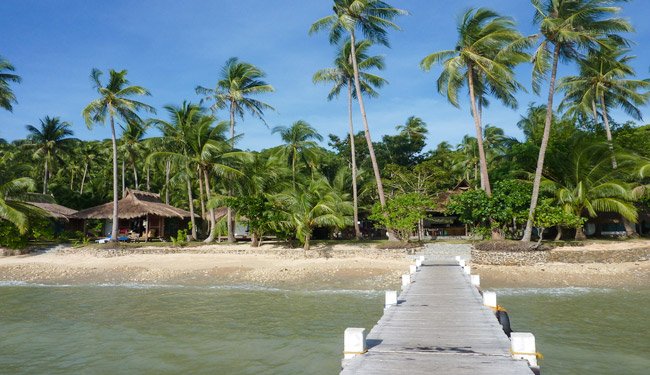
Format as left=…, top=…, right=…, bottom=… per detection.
left=1, top=0, right=648, bottom=151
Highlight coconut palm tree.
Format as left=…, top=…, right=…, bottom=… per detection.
left=271, top=120, right=323, bottom=186
left=79, top=141, right=100, bottom=195
left=559, top=47, right=650, bottom=168
left=196, top=57, right=274, bottom=242
left=119, top=117, right=148, bottom=192
left=0, top=177, right=35, bottom=234
left=313, top=39, right=387, bottom=239
left=82, top=69, right=155, bottom=242
left=0, top=57, right=21, bottom=112
left=24, top=116, right=75, bottom=194
left=421, top=7, right=530, bottom=196
left=309, top=0, right=406, bottom=215
left=541, top=139, right=639, bottom=240
left=274, top=177, right=352, bottom=252
left=521, top=0, right=632, bottom=242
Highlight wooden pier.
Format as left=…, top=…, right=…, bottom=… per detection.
left=340, top=257, right=537, bottom=374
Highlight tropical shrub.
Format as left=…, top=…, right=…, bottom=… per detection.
left=370, top=192, right=431, bottom=242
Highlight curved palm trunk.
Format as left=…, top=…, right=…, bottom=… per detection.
left=186, top=177, right=197, bottom=240
left=109, top=113, right=119, bottom=243
left=303, top=232, right=311, bottom=252
left=165, top=159, right=171, bottom=205
left=203, top=167, right=217, bottom=243
left=198, top=167, right=206, bottom=222
left=347, top=82, right=362, bottom=240
left=80, top=162, right=88, bottom=194
left=599, top=94, right=617, bottom=169
left=467, top=68, right=491, bottom=196
left=132, top=163, right=139, bottom=190
left=227, top=104, right=236, bottom=243
left=523, top=44, right=561, bottom=242
left=349, top=32, right=392, bottom=240
left=146, top=165, right=150, bottom=191
left=42, top=157, right=49, bottom=194
left=121, top=159, right=126, bottom=198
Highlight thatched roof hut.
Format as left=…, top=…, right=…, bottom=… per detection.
left=24, top=193, right=77, bottom=221
left=72, top=189, right=194, bottom=219
left=433, top=180, right=471, bottom=212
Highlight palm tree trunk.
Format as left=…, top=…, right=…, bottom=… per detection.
left=347, top=82, right=362, bottom=240
left=575, top=226, right=586, bottom=241
left=70, top=170, right=74, bottom=190
left=349, top=32, right=387, bottom=210
left=555, top=226, right=563, bottom=241
left=203, top=167, right=217, bottom=243
left=186, top=177, right=197, bottom=240
left=623, top=217, right=638, bottom=238
left=42, top=157, right=48, bottom=194
left=165, top=159, right=171, bottom=205
left=227, top=104, right=236, bottom=243
left=467, top=68, right=491, bottom=196
left=109, top=113, right=119, bottom=243
left=121, top=159, right=126, bottom=198
left=523, top=44, right=561, bottom=242
left=80, top=162, right=88, bottom=194
left=198, top=167, right=206, bottom=222
left=146, top=165, right=150, bottom=191
left=303, top=233, right=311, bottom=252
left=349, top=32, right=394, bottom=240
left=133, top=163, right=139, bottom=190
left=599, top=94, right=617, bottom=169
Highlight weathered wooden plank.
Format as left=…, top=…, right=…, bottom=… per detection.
left=340, top=258, right=533, bottom=374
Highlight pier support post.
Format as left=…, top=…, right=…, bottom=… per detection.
left=470, top=274, right=480, bottom=287
left=409, top=264, right=417, bottom=274
left=385, top=290, right=397, bottom=309
left=458, top=259, right=466, bottom=268
left=415, top=258, right=422, bottom=268
left=511, top=332, right=539, bottom=368
left=419, top=255, right=425, bottom=262
left=401, top=274, right=412, bottom=287
left=344, top=328, right=367, bottom=359
left=463, top=265, right=471, bottom=275
left=482, top=291, right=497, bottom=309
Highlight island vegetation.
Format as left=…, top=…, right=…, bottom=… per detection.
left=1, top=0, right=649, bottom=252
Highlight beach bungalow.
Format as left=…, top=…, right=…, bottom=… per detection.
left=24, top=193, right=82, bottom=233
left=72, top=189, right=195, bottom=241
left=426, top=180, right=471, bottom=237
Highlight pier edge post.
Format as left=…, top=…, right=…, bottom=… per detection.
left=510, top=332, right=539, bottom=368
left=385, top=290, right=398, bottom=309
left=343, top=327, right=367, bottom=360
left=470, top=274, right=480, bottom=287
left=482, top=291, right=497, bottom=308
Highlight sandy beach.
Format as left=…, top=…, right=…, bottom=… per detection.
left=1, top=241, right=648, bottom=289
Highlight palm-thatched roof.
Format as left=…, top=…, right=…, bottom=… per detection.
left=433, top=180, right=471, bottom=212
left=72, top=189, right=194, bottom=219
left=24, top=193, right=77, bottom=221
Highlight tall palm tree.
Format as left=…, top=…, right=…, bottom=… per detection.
left=196, top=57, right=274, bottom=242
left=82, top=69, right=155, bottom=242
left=25, top=116, right=75, bottom=194
left=421, top=7, right=530, bottom=196
left=0, top=57, right=21, bottom=112
left=309, top=0, right=406, bottom=217
left=79, top=141, right=100, bottom=195
left=396, top=116, right=428, bottom=143
left=0, top=177, right=35, bottom=234
left=559, top=47, right=650, bottom=168
left=313, top=39, right=387, bottom=239
left=272, top=120, right=323, bottom=186
left=522, top=0, right=632, bottom=242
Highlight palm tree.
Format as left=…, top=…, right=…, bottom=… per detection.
left=272, top=120, right=323, bottom=186
left=541, top=139, right=638, bottom=240
left=559, top=47, right=650, bottom=168
left=274, top=177, right=352, bottom=251
left=396, top=116, right=428, bottom=143
left=79, top=141, right=100, bottom=195
left=0, top=57, right=21, bottom=112
left=0, top=177, right=35, bottom=234
left=522, top=0, right=633, bottom=242
left=25, top=116, right=75, bottom=194
left=119, top=118, right=148, bottom=192
left=82, top=69, right=155, bottom=242
left=313, top=39, right=387, bottom=239
left=309, top=0, right=407, bottom=217
left=421, top=7, right=530, bottom=196
left=196, top=57, right=274, bottom=242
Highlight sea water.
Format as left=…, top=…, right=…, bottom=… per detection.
left=0, top=284, right=648, bottom=374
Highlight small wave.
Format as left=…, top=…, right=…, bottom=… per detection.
left=0, top=280, right=73, bottom=288
left=494, top=287, right=614, bottom=296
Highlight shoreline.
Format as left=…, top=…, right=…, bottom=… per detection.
left=1, top=242, right=648, bottom=290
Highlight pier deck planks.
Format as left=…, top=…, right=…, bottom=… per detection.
left=340, top=261, right=534, bottom=374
